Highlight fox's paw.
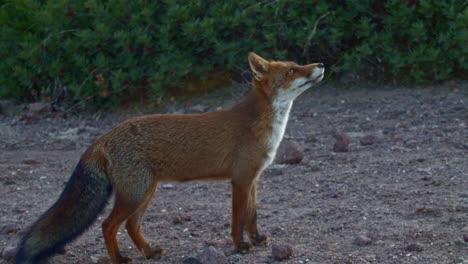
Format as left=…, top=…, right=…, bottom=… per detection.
left=252, top=233, right=269, bottom=246
left=99, top=254, right=132, bottom=264
left=235, top=241, right=253, bottom=254
left=117, top=255, right=133, bottom=264
left=143, top=244, right=165, bottom=259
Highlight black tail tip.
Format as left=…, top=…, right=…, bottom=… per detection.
left=14, top=250, right=32, bottom=264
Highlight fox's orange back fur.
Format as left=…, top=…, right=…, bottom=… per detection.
left=97, top=91, right=269, bottom=184
left=15, top=52, right=324, bottom=264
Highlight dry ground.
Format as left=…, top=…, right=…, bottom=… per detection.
left=1, top=82, right=467, bottom=263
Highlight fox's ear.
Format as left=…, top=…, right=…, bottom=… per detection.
left=248, top=52, right=269, bottom=81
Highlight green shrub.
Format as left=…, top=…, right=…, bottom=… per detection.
left=0, top=0, right=466, bottom=108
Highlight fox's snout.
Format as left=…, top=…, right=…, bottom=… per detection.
left=304, top=63, right=324, bottom=86
left=310, top=63, right=325, bottom=80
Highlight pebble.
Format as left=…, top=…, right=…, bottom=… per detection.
left=28, top=102, right=52, bottom=115
left=405, top=243, right=424, bottom=252
left=19, top=102, right=52, bottom=122
left=0, top=225, right=19, bottom=235
left=197, top=246, right=228, bottom=264
left=205, top=239, right=229, bottom=247
left=173, top=214, right=192, bottom=225
left=1, top=245, right=16, bottom=262
left=463, top=234, right=468, bottom=243
left=360, top=135, right=376, bottom=146
left=96, top=256, right=110, bottom=264
left=333, top=133, right=350, bottom=152
left=354, top=235, right=372, bottom=246
left=90, top=256, right=99, bottom=263
left=271, top=243, right=293, bottom=260
left=162, top=184, right=175, bottom=189
left=275, top=140, right=304, bottom=164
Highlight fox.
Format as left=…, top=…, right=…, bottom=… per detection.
left=15, top=52, right=324, bottom=264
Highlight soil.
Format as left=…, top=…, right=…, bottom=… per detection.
left=1, top=81, right=467, bottom=264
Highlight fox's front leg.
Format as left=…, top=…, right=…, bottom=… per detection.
left=231, top=181, right=255, bottom=253
left=245, top=182, right=268, bottom=246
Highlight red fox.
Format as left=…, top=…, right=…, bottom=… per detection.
left=15, top=52, right=324, bottom=264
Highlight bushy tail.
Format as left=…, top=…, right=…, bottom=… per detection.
left=15, top=159, right=112, bottom=264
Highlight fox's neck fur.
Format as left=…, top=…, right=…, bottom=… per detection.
left=236, top=86, right=293, bottom=173
left=263, top=99, right=292, bottom=171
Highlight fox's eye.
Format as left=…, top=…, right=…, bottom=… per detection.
left=288, top=68, right=296, bottom=75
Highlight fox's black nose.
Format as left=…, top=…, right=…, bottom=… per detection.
left=317, top=63, right=324, bottom=69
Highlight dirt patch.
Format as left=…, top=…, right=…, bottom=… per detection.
left=1, top=82, right=467, bottom=263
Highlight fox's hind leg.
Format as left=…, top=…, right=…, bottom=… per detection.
left=102, top=193, right=140, bottom=263
left=125, top=182, right=164, bottom=259
left=102, top=171, right=156, bottom=264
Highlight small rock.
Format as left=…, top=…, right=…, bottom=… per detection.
left=173, top=216, right=183, bottom=225
left=183, top=256, right=202, bottom=264
left=3, top=180, right=16, bottom=186
left=360, top=135, right=375, bottom=146
left=0, top=225, right=19, bottom=235
left=404, top=139, right=418, bottom=148
left=22, top=159, right=40, bottom=165
left=2, top=245, right=17, bottom=262
left=405, top=243, right=423, bottom=252
left=49, top=112, right=64, bottom=119
left=307, top=163, right=321, bottom=172
left=271, top=243, right=293, bottom=260
left=19, top=102, right=52, bottom=122
left=190, top=231, right=200, bottom=237
left=463, top=234, right=468, bottom=243
left=28, top=102, right=52, bottom=115
left=455, top=239, right=466, bottom=247
left=19, top=112, right=37, bottom=122
left=444, top=80, right=462, bottom=91
left=189, top=104, right=208, bottom=113
left=162, top=184, right=175, bottom=189
left=77, top=127, right=88, bottom=135
left=268, top=168, right=284, bottom=176
left=14, top=208, right=27, bottom=214
left=205, top=239, right=229, bottom=247
left=173, top=214, right=192, bottom=225
left=197, top=246, right=228, bottom=264
left=354, top=235, right=372, bottom=246
left=325, top=189, right=340, bottom=199
left=90, top=256, right=99, bottom=263
left=333, top=133, right=350, bottom=152
left=269, top=226, right=287, bottom=236
left=305, top=135, right=318, bottom=143
left=275, top=140, right=304, bottom=164
left=96, top=256, right=110, bottom=264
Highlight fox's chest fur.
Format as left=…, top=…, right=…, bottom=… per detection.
left=259, top=101, right=293, bottom=172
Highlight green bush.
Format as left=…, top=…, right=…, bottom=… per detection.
left=0, top=0, right=466, bottom=108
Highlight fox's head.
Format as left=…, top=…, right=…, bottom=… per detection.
left=248, top=52, right=324, bottom=104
